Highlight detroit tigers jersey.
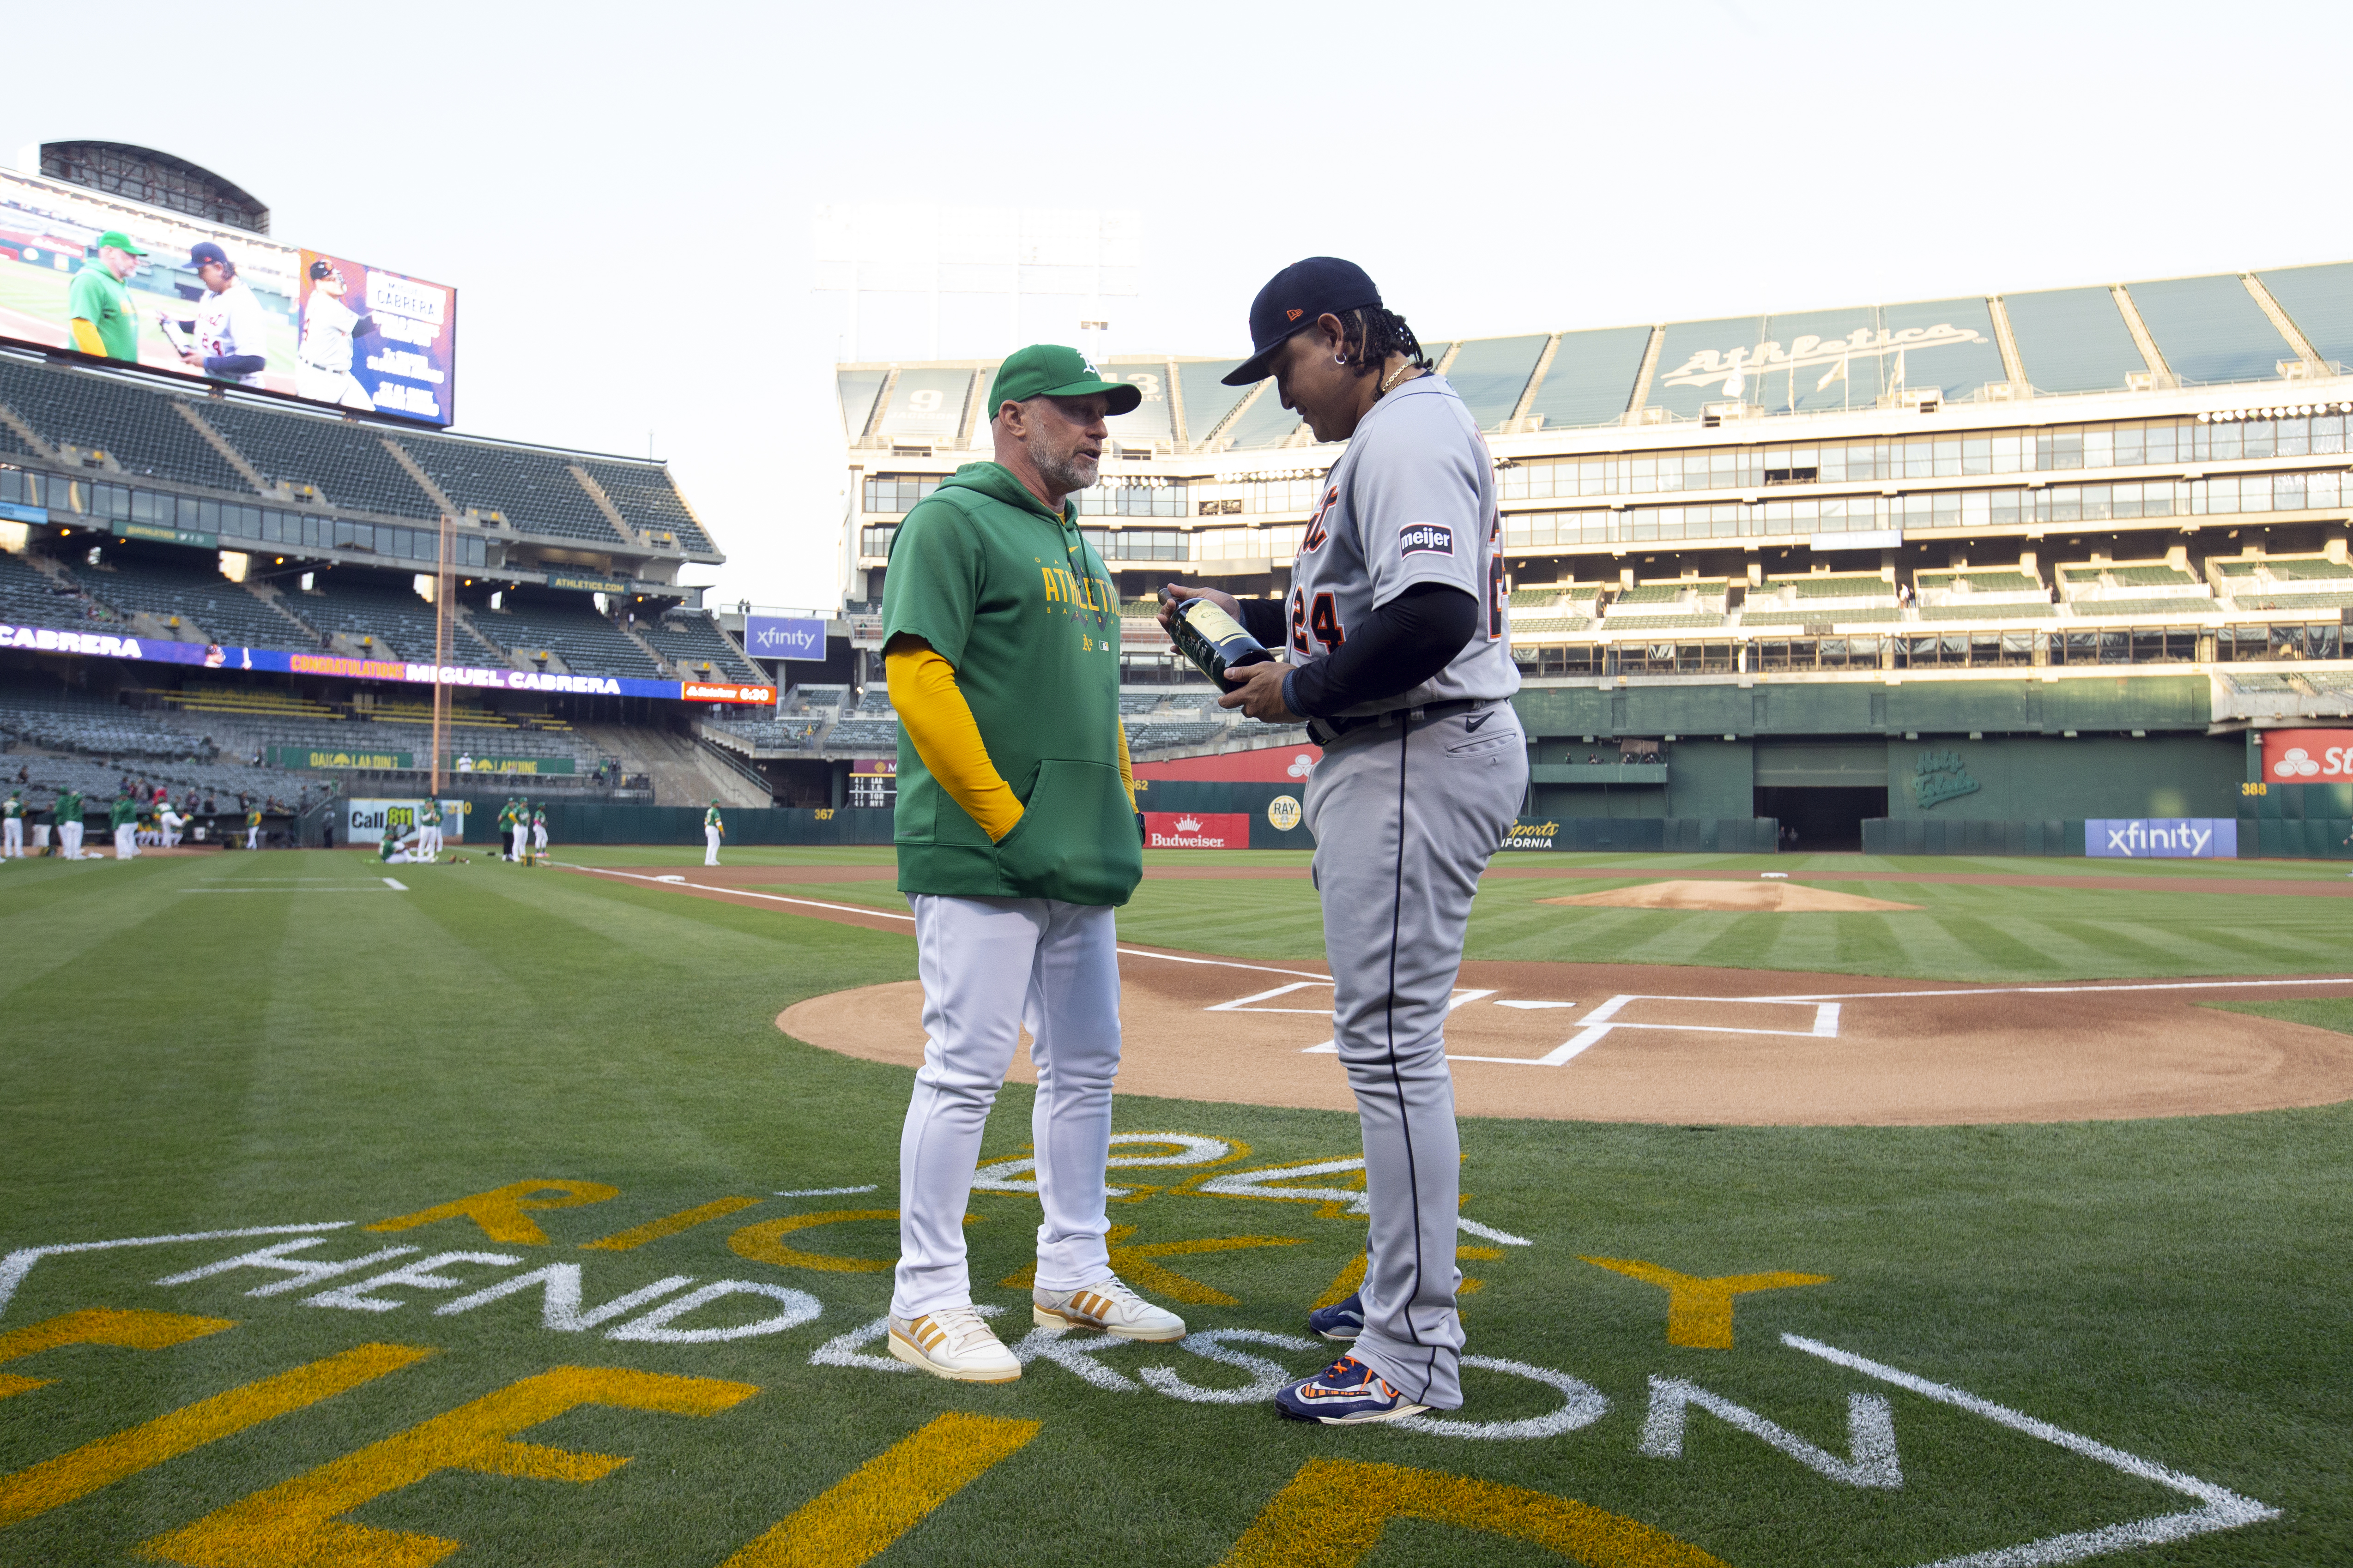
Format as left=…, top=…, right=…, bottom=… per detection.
left=1283, top=373, right=1518, bottom=718
left=195, top=282, right=272, bottom=385
left=301, top=290, right=360, bottom=372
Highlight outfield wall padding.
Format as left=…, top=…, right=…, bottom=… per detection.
left=1862, top=818, right=2082, bottom=856
left=2238, top=782, right=2353, bottom=859
left=453, top=796, right=895, bottom=847
left=1502, top=816, right=1781, bottom=854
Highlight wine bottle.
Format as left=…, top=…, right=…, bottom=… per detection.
left=1170, top=597, right=1275, bottom=686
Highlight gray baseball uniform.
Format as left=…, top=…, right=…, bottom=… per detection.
left=1286, top=372, right=1527, bottom=1409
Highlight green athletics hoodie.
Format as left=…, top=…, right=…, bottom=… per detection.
left=882, top=461, right=1141, bottom=907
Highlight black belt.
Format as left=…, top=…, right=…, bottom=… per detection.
left=1306, top=697, right=1494, bottom=748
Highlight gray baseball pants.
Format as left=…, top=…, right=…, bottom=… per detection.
left=1303, top=700, right=1527, bottom=1410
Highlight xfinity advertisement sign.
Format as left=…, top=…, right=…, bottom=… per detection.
left=744, top=616, right=826, bottom=660
left=2086, top=819, right=2236, bottom=858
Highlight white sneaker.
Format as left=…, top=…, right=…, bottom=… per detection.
left=887, top=1307, right=1021, bottom=1383
left=1032, top=1275, right=1186, bottom=1342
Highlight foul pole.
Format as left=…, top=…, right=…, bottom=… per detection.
left=431, top=512, right=452, bottom=796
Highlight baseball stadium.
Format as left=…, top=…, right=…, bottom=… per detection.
left=1, top=142, right=2350, bottom=1568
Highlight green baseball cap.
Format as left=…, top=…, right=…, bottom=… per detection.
left=986, top=344, right=1142, bottom=419
left=94, top=231, right=147, bottom=257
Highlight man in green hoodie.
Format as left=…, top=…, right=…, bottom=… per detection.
left=876, top=344, right=1176, bottom=1384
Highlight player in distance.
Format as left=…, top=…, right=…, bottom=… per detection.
left=159, top=242, right=271, bottom=387
left=298, top=260, right=378, bottom=410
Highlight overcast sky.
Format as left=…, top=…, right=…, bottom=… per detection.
left=7, top=0, right=2349, bottom=609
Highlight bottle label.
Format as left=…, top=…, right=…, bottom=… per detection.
left=1181, top=600, right=1251, bottom=645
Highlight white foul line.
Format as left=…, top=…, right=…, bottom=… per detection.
left=1784, top=1334, right=2278, bottom=1566
left=563, top=863, right=1329, bottom=980
left=382, top=877, right=408, bottom=891
left=0, top=1222, right=354, bottom=1320
left=1757, top=976, right=2353, bottom=1002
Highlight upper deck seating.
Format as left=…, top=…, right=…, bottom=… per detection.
left=469, top=598, right=663, bottom=679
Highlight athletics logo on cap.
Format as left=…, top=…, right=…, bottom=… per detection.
left=1399, top=524, right=1455, bottom=556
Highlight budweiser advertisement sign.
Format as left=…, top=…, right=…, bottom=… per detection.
left=2260, top=729, right=2353, bottom=781
left=1143, top=811, right=1250, bottom=849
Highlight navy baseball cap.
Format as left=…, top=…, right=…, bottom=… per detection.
left=1222, top=257, right=1383, bottom=386
left=188, top=241, right=230, bottom=270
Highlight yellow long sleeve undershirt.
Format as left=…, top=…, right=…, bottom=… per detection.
left=887, top=645, right=1136, bottom=843
left=69, top=318, right=106, bottom=356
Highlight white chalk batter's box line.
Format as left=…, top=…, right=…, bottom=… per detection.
left=1217, top=974, right=2353, bottom=1069
left=1216, top=982, right=1840, bottom=1068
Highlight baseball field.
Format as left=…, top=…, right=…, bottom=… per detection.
left=2, top=844, right=2348, bottom=1566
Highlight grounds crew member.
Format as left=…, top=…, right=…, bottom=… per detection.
left=162, top=241, right=271, bottom=386
left=67, top=231, right=145, bottom=362
left=1159, top=259, right=1524, bottom=1425
left=109, top=790, right=139, bottom=860
left=55, top=788, right=84, bottom=859
left=2, top=790, right=20, bottom=858
left=879, top=343, right=1180, bottom=1384
left=703, top=801, right=723, bottom=866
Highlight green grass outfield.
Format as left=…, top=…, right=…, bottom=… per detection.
left=0, top=847, right=2347, bottom=1566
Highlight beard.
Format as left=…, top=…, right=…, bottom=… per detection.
left=1033, top=438, right=1099, bottom=498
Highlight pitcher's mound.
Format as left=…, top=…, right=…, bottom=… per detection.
left=1542, top=880, right=1918, bottom=913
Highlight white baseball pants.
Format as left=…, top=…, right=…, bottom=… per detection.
left=511, top=824, right=528, bottom=860
left=532, top=825, right=548, bottom=854
left=60, top=822, right=84, bottom=858
left=160, top=811, right=182, bottom=847
left=33, top=824, right=50, bottom=853
left=1302, top=702, right=1528, bottom=1412
left=114, top=824, right=137, bottom=859
left=245, top=826, right=259, bottom=850
left=3, top=819, right=19, bottom=856
left=704, top=826, right=721, bottom=865
left=892, top=893, right=1123, bottom=1319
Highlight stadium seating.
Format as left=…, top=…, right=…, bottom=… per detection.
left=469, top=598, right=663, bottom=678
left=194, top=400, right=439, bottom=520
left=642, top=610, right=762, bottom=681
left=1918, top=601, right=2057, bottom=621
left=825, top=717, right=900, bottom=749
left=0, top=356, right=252, bottom=492
left=1510, top=615, right=1594, bottom=635
left=704, top=714, right=819, bottom=752
left=0, top=551, right=108, bottom=632
left=2067, top=598, right=2220, bottom=618
left=1127, top=720, right=1227, bottom=751
left=789, top=685, right=848, bottom=713
left=76, top=555, right=316, bottom=649
left=1607, top=613, right=1730, bottom=632
left=1742, top=607, right=1900, bottom=626
left=403, top=441, right=621, bottom=544
left=0, top=688, right=201, bottom=761
left=291, top=575, right=454, bottom=662
left=578, top=461, right=718, bottom=555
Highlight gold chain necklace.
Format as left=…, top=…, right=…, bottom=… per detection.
left=1379, top=359, right=1421, bottom=395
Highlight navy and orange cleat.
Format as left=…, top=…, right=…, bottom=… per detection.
left=1273, top=1354, right=1429, bottom=1424
left=1307, top=1291, right=1364, bottom=1341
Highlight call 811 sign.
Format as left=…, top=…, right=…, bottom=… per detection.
left=2259, top=729, right=2353, bottom=781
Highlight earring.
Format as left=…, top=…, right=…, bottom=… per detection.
left=1335, top=355, right=1348, bottom=366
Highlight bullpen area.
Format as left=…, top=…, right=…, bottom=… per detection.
left=2, top=844, right=2347, bottom=1566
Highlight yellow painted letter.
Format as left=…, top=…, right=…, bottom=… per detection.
left=580, top=1196, right=762, bottom=1252
left=1580, top=1256, right=1831, bottom=1349
left=0, top=1309, right=234, bottom=1400
left=365, top=1180, right=621, bottom=1245
left=720, top=1411, right=1038, bottom=1568
left=0, top=1343, right=431, bottom=1529
left=144, top=1364, right=756, bottom=1568
left=1219, top=1458, right=1731, bottom=1568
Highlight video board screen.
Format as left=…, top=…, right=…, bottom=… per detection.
left=0, top=167, right=457, bottom=427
